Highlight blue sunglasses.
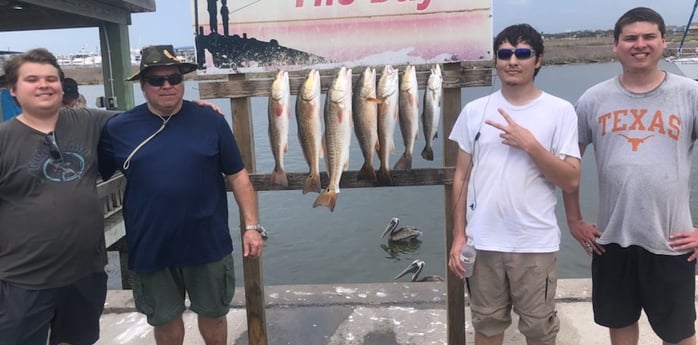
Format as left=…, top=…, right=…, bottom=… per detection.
left=496, top=48, right=536, bottom=60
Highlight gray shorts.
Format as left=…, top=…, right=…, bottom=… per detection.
left=467, top=251, right=559, bottom=344
left=131, top=254, right=236, bottom=326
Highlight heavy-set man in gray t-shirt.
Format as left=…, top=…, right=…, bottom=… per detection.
left=0, top=49, right=113, bottom=345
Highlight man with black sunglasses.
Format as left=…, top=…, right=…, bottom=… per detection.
left=98, top=44, right=264, bottom=345
left=564, top=7, right=698, bottom=345
left=447, top=24, right=581, bottom=345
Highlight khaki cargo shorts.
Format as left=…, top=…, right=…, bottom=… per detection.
left=467, top=251, right=559, bottom=344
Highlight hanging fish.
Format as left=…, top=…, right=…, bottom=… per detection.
left=313, top=67, right=353, bottom=212
left=295, top=69, right=323, bottom=194
left=268, top=70, right=290, bottom=186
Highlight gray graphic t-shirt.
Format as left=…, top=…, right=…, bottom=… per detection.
left=0, top=108, right=112, bottom=288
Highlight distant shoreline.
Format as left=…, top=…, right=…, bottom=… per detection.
left=61, top=37, right=681, bottom=85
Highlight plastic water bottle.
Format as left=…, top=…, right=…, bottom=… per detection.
left=460, top=238, right=477, bottom=278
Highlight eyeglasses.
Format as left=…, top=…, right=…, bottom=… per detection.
left=143, top=73, right=184, bottom=87
left=496, top=48, right=536, bottom=60
left=45, top=132, right=63, bottom=162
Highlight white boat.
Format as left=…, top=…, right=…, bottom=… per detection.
left=668, top=0, right=698, bottom=79
left=668, top=55, right=698, bottom=80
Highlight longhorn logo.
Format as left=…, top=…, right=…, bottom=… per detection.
left=618, top=134, right=653, bottom=152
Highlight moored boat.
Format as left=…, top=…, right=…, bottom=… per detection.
left=668, top=0, right=698, bottom=79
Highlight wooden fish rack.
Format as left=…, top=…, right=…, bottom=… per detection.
left=198, top=62, right=492, bottom=345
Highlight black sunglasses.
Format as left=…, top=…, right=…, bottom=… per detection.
left=496, top=48, right=536, bottom=60
left=45, top=132, right=63, bottom=162
left=143, top=73, right=184, bottom=87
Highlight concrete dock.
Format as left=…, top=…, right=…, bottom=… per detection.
left=96, top=278, right=690, bottom=345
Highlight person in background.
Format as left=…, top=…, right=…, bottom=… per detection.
left=447, top=24, right=581, bottom=345
left=0, top=48, right=113, bottom=345
left=98, top=44, right=265, bottom=345
left=0, top=74, right=21, bottom=121
left=563, top=7, right=698, bottom=345
left=62, top=77, right=86, bottom=108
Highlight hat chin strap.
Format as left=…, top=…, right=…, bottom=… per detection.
left=122, top=114, right=171, bottom=170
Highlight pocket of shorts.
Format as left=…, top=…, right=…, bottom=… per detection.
left=131, top=273, right=155, bottom=315
left=545, top=257, right=559, bottom=303
left=221, top=255, right=236, bottom=305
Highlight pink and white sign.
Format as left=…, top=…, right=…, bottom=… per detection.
left=191, top=0, right=492, bottom=74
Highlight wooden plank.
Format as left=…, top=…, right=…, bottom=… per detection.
left=244, top=167, right=454, bottom=192
left=198, top=63, right=492, bottom=100
left=443, top=62, right=466, bottom=345
left=227, top=74, right=269, bottom=345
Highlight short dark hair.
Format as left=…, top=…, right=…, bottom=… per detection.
left=62, top=77, right=79, bottom=101
left=3, top=48, right=64, bottom=91
left=494, top=24, right=544, bottom=77
left=614, top=7, right=666, bottom=42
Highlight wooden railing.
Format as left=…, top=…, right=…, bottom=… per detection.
left=199, top=62, right=492, bottom=345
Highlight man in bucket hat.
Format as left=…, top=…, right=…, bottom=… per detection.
left=98, top=44, right=265, bottom=345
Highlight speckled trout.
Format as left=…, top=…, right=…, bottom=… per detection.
left=421, top=64, right=442, bottom=161
left=313, top=67, right=353, bottom=212
left=394, top=65, right=419, bottom=172
left=376, top=65, right=399, bottom=186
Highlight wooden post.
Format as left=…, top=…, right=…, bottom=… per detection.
left=228, top=73, right=268, bottom=345
left=443, top=62, right=465, bottom=345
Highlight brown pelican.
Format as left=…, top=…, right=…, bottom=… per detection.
left=394, top=259, right=444, bottom=282
left=381, top=217, right=422, bottom=242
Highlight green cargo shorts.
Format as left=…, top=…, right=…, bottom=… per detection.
left=131, top=254, right=236, bottom=326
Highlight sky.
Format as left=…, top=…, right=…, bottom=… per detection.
left=0, top=0, right=692, bottom=56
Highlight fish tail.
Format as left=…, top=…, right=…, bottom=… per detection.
left=393, top=153, right=413, bottom=172
left=376, top=167, right=393, bottom=186
left=303, top=173, right=321, bottom=194
left=421, top=145, right=434, bottom=161
left=270, top=168, right=289, bottom=187
left=356, top=162, right=377, bottom=183
left=313, top=189, right=338, bottom=212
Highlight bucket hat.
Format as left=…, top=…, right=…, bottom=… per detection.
left=127, top=45, right=196, bottom=81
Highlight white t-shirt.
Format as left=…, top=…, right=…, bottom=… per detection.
left=449, top=90, right=580, bottom=253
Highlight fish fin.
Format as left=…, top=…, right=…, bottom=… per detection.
left=270, top=168, right=289, bottom=187
left=376, top=167, right=393, bottom=186
left=365, top=97, right=383, bottom=105
left=357, top=162, right=377, bottom=183
left=393, top=153, right=412, bottom=172
left=313, top=189, right=338, bottom=212
left=421, top=145, right=434, bottom=161
left=303, top=174, right=321, bottom=194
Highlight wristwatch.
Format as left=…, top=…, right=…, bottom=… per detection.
left=245, top=224, right=269, bottom=239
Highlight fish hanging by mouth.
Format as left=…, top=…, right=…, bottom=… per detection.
left=268, top=70, right=290, bottom=187
left=313, top=67, right=353, bottom=212
left=421, top=64, right=442, bottom=161
left=376, top=65, right=399, bottom=186
left=394, top=65, right=419, bottom=172
left=295, top=69, right=324, bottom=194
left=353, top=66, right=379, bottom=183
